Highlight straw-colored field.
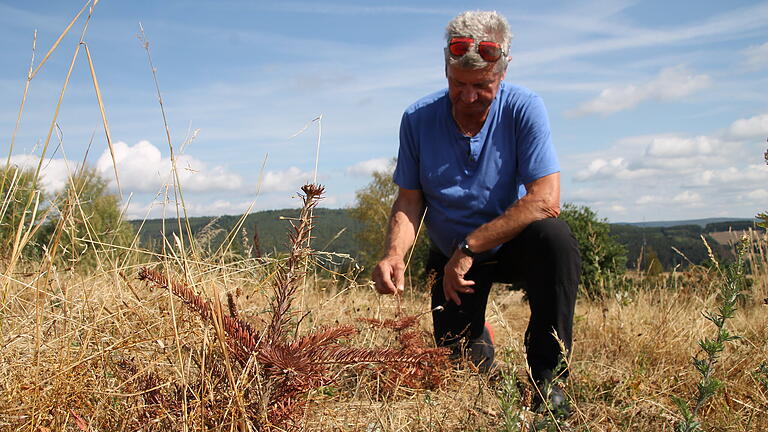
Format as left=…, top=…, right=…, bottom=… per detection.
left=1, top=231, right=767, bottom=431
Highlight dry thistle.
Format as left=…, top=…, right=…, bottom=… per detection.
left=137, top=184, right=447, bottom=430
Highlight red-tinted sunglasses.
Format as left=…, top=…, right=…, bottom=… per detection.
left=448, top=37, right=505, bottom=62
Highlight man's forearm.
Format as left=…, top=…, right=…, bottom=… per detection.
left=465, top=173, right=560, bottom=253
left=384, top=190, right=425, bottom=258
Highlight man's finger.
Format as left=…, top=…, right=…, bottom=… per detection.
left=373, top=266, right=397, bottom=295
left=392, top=266, right=405, bottom=294
left=379, top=277, right=397, bottom=294
left=445, top=285, right=462, bottom=306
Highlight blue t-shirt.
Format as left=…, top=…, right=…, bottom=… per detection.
left=393, top=81, right=560, bottom=258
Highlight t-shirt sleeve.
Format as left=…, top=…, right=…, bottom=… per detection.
left=516, top=95, right=560, bottom=185
left=392, top=112, right=421, bottom=190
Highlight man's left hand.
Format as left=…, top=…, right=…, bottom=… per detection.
left=443, top=251, right=475, bottom=306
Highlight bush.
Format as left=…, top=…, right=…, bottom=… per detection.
left=0, top=166, right=45, bottom=258
left=559, top=203, right=628, bottom=298
left=38, top=167, right=134, bottom=269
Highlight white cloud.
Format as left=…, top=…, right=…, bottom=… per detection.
left=9, top=140, right=246, bottom=197
left=9, top=154, right=75, bottom=192
left=672, top=191, right=702, bottom=205
left=95, top=141, right=243, bottom=193
left=346, top=157, right=392, bottom=177
left=563, top=113, right=768, bottom=221
left=582, top=134, right=740, bottom=174
left=726, top=113, right=768, bottom=140
left=571, top=130, right=760, bottom=187
left=565, top=187, right=624, bottom=203
left=644, top=136, right=718, bottom=158
left=182, top=199, right=253, bottom=215
left=125, top=198, right=256, bottom=220
left=743, top=42, right=768, bottom=69
left=636, top=195, right=662, bottom=205
left=744, top=189, right=768, bottom=201
left=260, top=167, right=313, bottom=193
left=688, top=164, right=768, bottom=188
left=573, top=157, right=655, bottom=182
left=568, top=66, right=711, bottom=116
left=574, top=157, right=626, bottom=181
left=633, top=135, right=741, bottom=172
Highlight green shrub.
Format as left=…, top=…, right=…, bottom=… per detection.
left=559, top=203, right=628, bottom=298
left=38, top=167, right=134, bottom=269
left=0, top=166, right=45, bottom=258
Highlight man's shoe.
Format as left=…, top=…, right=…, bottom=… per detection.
left=532, top=382, right=571, bottom=418
left=484, top=321, right=494, bottom=344
left=469, top=323, right=496, bottom=373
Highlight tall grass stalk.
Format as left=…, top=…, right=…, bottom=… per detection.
left=137, top=25, right=200, bottom=426
left=83, top=43, right=122, bottom=197
left=137, top=23, right=203, bottom=294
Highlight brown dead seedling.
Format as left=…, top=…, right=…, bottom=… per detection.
left=137, top=184, right=448, bottom=431
left=358, top=314, right=450, bottom=392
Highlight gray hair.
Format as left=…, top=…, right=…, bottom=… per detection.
left=444, top=10, right=513, bottom=74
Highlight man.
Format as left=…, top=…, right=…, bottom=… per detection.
left=372, top=11, right=580, bottom=412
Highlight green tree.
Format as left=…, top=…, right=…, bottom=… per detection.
left=643, top=246, right=664, bottom=277
left=349, top=161, right=430, bottom=283
left=39, top=167, right=134, bottom=269
left=0, top=166, right=45, bottom=258
left=559, top=203, right=628, bottom=298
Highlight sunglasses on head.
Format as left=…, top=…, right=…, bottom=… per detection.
left=448, top=37, right=505, bottom=62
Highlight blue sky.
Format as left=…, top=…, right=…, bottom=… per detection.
left=2, top=0, right=767, bottom=222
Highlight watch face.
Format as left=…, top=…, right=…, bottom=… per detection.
left=460, top=240, right=474, bottom=257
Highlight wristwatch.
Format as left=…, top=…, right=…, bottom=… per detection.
left=458, top=238, right=477, bottom=257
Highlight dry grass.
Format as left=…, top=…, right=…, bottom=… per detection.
left=1, top=246, right=767, bottom=430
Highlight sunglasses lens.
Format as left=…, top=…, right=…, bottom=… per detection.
left=449, top=38, right=472, bottom=56
left=478, top=42, right=502, bottom=62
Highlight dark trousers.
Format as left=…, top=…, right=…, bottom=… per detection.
left=427, top=218, right=581, bottom=382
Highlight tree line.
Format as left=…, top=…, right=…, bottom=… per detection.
left=3, top=164, right=762, bottom=282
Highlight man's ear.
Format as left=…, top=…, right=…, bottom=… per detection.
left=501, top=56, right=511, bottom=79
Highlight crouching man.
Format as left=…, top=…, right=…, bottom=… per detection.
left=372, top=10, right=581, bottom=414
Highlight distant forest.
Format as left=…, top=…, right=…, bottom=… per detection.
left=130, top=209, right=763, bottom=271
left=610, top=221, right=761, bottom=270
left=130, top=208, right=364, bottom=259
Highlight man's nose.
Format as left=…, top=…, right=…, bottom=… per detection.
left=461, top=87, right=477, bottom=103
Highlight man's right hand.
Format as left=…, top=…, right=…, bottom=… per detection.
left=372, top=256, right=406, bottom=295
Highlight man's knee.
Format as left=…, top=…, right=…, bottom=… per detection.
left=525, top=218, right=579, bottom=257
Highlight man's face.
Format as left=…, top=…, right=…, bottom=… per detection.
left=447, top=63, right=505, bottom=117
